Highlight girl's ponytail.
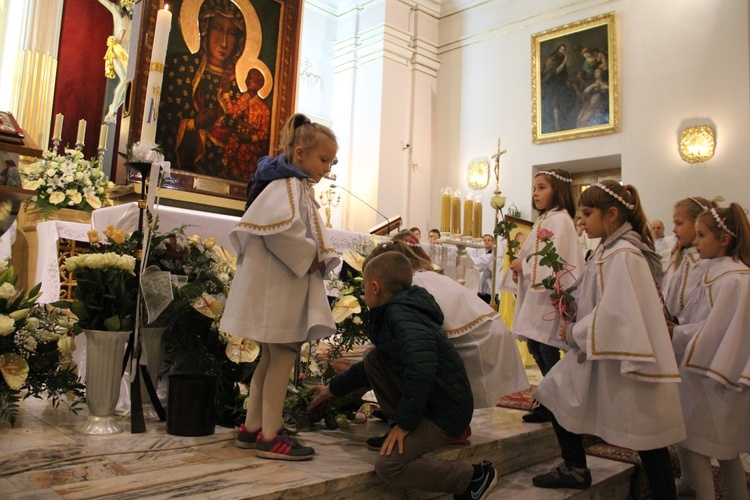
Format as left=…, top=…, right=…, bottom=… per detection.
left=727, top=203, right=750, bottom=267
left=622, top=184, right=654, bottom=250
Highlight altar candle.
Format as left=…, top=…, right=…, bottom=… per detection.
left=98, top=124, right=108, bottom=150
left=76, top=119, right=86, bottom=145
left=440, top=187, right=452, bottom=233
left=53, top=113, right=63, bottom=140
left=140, top=5, right=173, bottom=144
left=473, top=195, right=483, bottom=238
left=451, top=190, right=462, bottom=235
left=463, top=193, right=474, bottom=237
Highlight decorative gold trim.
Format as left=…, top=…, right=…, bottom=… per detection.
left=236, top=178, right=296, bottom=231
left=149, top=62, right=164, bottom=73
left=679, top=125, right=715, bottom=163
left=445, top=312, right=498, bottom=337
left=629, top=371, right=680, bottom=379
left=309, top=188, right=337, bottom=256
left=531, top=11, right=618, bottom=144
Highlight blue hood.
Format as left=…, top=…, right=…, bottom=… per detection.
left=254, top=154, right=309, bottom=182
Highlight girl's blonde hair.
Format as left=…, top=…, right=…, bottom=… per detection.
left=696, top=203, right=750, bottom=267
left=579, top=180, right=654, bottom=249
left=671, top=196, right=719, bottom=267
left=363, top=239, right=436, bottom=274
left=279, top=113, right=337, bottom=158
left=534, top=168, right=576, bottom=218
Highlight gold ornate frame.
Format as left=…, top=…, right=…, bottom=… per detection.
left=129, top=0, right=301, bottom=200
left=532, top=12, right=618, bottom=144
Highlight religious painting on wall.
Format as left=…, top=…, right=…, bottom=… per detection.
left=129, top=0, right=301, bottom=199
left=531, top=12, right=618, bottom=144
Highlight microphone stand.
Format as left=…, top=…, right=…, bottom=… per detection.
left=330, top=183, right=392, bottom=235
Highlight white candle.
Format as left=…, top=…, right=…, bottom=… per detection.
left=53, top=113, right=64, bottom=140
left=98, top=124, right=108, bottom=150
left=140, top=5, right=172, bottom=144
left=76, top=119, right=87, bottom=145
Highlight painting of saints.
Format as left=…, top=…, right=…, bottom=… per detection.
left=157, top=0, right=277, bottom=183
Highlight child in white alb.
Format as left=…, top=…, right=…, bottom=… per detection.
left=669, top=204, right=750, bottom=500
left=510, top=169, right=584, bottom=423
left=221, top=113, right=340, bottom=460
left=532, top=181, right=684, bottom=498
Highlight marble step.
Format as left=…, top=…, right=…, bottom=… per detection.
left=488, top=455, right=634, bottom=499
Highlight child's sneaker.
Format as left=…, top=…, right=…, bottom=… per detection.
left=446, top=425, right=472, bottom=445
left=455, top=460, right=497, bottom=500
left=366, top=431, right=390, bottom=451
left=532, top=462, right=591, bottom=489
left=255, top=430, right=315, bottom=461
left=235, top=424, right=259, bottom=449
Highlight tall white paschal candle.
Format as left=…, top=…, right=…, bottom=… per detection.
left=140, top=5, right=172, bottom=144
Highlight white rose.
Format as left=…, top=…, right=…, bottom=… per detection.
left=0, top=282, right=18, bottom=300
left=49, top=191, right=66, bottom=205
left=0, top=315, right=15, bottom=336
left=57, top=335, right=75, bottom=358
left=45, top=168, right=57, bottom=177
left=75, top=171, right=84, bottom=179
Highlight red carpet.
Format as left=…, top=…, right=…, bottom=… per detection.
left=495, top=387, right=535, bottom=411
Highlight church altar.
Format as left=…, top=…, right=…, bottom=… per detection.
left=34, top=202, right=466, bottom=303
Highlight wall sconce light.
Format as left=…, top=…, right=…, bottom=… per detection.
left=679, top=125, right=715, bottom=163
left=467, top=158, right=490, bottom=189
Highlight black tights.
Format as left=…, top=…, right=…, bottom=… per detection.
left=550, top=414, right=676, bottom=499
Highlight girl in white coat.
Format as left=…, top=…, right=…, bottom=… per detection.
left=510, top=169, right=584, bottom=422
left=221, top=114, right=340, bottom=460
left=532, top=181, right=684, bottom=498
left=670, top=204, right=750, bottom=500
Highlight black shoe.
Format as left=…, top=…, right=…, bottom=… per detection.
left=455, top=460, right=498, bottom=500
left=366, top=431, right=390, bottom=451
left=522, top=404, right=551, bottom=423
left=532, top=462, right=591, bottom=489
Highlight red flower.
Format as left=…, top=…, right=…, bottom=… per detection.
left=537, top=228, right=555, bottom=240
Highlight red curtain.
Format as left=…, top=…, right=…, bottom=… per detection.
left=50, top=0, right=112, bottom=160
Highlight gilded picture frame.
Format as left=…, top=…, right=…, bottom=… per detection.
left=129, top=0, right=301, bottom=199
left=531, top=12, right=618, bottom=144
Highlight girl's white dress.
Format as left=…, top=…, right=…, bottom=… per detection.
left=220, top=177, right=340, bottom=344
left=672, top=256, right=750, bottom=459
left=662, top=246, right=702, bottom=319
left=534, top=224, right=686, bottom=450
left=513, top=209, right=584, bottom=350
left=412, top=270, right=529, bottom=407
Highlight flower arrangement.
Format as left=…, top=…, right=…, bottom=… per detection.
left=525, top=229, right=578, bottom=322
left=0, top=261, right=85, bottom=425
left=20, top=148, right=114, bottom=219
left=119, top=141, right=164, bottom=165
left=495, top=218, right=521, bottom=261
left=326, top=250, right=370, bottom=360
left=54, top=225, right=139, bottom=332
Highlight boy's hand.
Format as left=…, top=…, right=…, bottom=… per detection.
left=307, top=385, right=332, bottom=411
left=381, top=426, right=410, bottom=456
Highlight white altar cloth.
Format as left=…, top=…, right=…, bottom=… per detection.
left=35, top=202, right=465, bottom=303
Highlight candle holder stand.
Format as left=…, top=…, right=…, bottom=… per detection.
left=436, top=235, right=484, bottom=286
left=51, top=138, right=61, bottom=154
left=319, top=186, right=340, bottom=228
left=75, top=142, right=84, bottom=152
left=489, top=141, right=507, bottom=310
left=97, top=147, right=106, bottom=166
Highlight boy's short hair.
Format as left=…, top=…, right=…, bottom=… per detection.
left=363, top=252, right=412, bottom=294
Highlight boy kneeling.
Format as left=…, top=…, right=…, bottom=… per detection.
left=310, top=252, right=497, bottom=499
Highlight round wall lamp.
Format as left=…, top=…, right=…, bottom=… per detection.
left=679, top=125, right=715, bottom=163
left=467, top=158, right=490, bottom=189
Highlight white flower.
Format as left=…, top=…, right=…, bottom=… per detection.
left=22, top=179, right=44, bottom=191
left=0, top=315, right=15, bottom=336
left=352, top=316, right=362, bottom=325
left=57, top=335, right=75, bottom=358
left=0, top=259, right=7, bottom=274
left=0, top=282, right=17, bottom=300
left=48, top=191, right=65, bottom=205
left=85, top=194, right=102, bottom=209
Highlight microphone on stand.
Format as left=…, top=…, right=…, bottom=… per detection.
left=330, top=183, right=392, bottom=235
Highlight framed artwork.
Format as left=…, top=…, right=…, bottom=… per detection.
left=531, top=12, right=618, bottom=144
left=129, top=0, right=301, bottom=199
left=504, top=215, right=533, bottom=248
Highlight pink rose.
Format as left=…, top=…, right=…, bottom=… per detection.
left=537, top=228, right=555, bottom=240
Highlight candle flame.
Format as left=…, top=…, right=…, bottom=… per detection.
left=164, top=4, right=169, bottom=10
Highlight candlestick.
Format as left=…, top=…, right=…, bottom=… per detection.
left=140, top=5, right=173, bottom=144
left=463, top=193, right=474, bottom=238
left=98, top=124, right=108, bottom=150
left=473, top=195, right=483, bottom=238
left=76, top=119, right=87, bottom=149
left=451, top=190, right=462, bottom=236
left=440, top=187, right=452, bottom=233
left=53, top=113, right=64, bottom=140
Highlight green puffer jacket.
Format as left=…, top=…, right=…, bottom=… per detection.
left=369, top=285, right=473, bottom=438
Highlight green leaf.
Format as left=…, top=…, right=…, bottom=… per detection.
left=103, top=315, right=121, bottom=331
left=70, top=300, right=87, bottom=320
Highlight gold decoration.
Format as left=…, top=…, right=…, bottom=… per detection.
left=679, top=125, right=715, bottom=163
left=467, top=158, right=490, bottom=190
left=319, top=186, right=340, bottom=228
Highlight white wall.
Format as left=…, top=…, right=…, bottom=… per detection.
left=433, top=0, right=750, bottom=232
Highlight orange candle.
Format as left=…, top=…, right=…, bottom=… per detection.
left=440, top=188, right=452, bottom=233
left=473, top=196, right=483, bottom=238
left=463, top=194, right=474, bottom=237
left=451, top=191, right=462, bottom=235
